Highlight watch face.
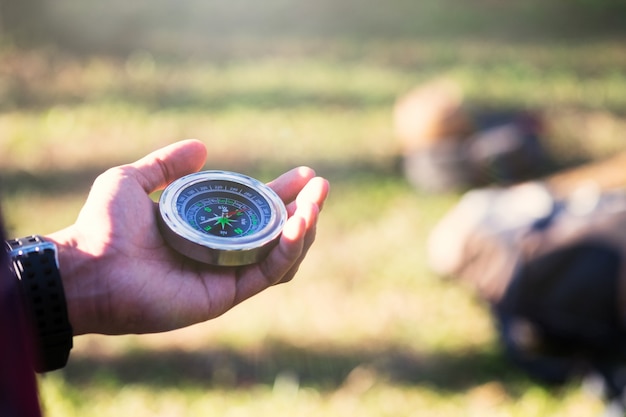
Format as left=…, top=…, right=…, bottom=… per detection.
left=158, top=170, right=287, bottom=266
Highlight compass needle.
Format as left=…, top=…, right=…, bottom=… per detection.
left=216, top=216, right=233, bottom=229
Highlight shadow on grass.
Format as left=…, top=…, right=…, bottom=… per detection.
left=18, top=0, right=626, bottom=56
left=0, top=147, right=591, bottom=201
left=59, top=339, right=536, bottom=396
left=1, top=79, right=400, bottom=114
left=0, top=167, right=105, bottom=197
left=0, top=156, right=405, bottom=197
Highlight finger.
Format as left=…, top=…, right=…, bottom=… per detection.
left=277, top=177, right=327, bottom=283
left=298, top=176, right=329, bottom=212
left=277, top=202, right=320, bottom=284
left=130, top=139, right=208, bottom=194
left=268, top=166, right=316, bottom=204
left=286, top=176, right=330, bottom=219
left=233, top=214, right=307, bottom=304
left=232, top=175, right=328, bottom=301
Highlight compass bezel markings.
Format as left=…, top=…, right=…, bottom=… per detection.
left=177, top=182, right=270, bottom=238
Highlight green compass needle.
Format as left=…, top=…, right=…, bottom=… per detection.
left=216, top=215, right=235, bottom=229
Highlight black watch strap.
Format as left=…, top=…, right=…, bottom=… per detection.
left=6, top=235, right=73, bottom=372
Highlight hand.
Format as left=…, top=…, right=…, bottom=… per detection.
left=47, top=139, right=329, bottom=335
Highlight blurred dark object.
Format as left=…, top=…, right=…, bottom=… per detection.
left=0, top=0, right=48, bottom=44
left=394, top=78, right=549, bottom=193
left=428, top=180, right=626, bottom=415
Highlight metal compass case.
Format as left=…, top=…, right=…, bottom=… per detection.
left=158, top=170, right=287, bottom=266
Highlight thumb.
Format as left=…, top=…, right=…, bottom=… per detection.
left=130, top=139, right=208, bottom=194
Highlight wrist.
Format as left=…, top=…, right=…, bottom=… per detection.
left=46, top=227, right=97, bottom=336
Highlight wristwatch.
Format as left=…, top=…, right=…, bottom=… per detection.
left=6, top=235, right=73, bottom=372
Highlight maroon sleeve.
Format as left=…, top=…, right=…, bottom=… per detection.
left=0, top=213, right=43, bottom=417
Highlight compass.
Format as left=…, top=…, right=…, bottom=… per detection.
left=157, top=170, right=287, bottom=266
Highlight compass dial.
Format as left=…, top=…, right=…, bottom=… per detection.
left=158, top=170, right=287, bottom=266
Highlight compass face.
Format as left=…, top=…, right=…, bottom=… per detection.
left=158, top=171, right=287, bottom=266
left=182, top=183, right=269, bottom=239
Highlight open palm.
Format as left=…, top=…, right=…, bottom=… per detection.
left=48, top=139, right=329, bottom=335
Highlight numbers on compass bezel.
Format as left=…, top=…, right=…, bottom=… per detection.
left=176, top=181, right=272, bottom=240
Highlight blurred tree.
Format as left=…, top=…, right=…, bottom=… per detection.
left=570, top=0, right=626, bottom=8
left=0, top=0, right=48, bottom=43
left=560, top=0, right=626, bottom=35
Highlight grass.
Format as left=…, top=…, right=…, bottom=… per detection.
left=2, top=0, right=626, bottom=415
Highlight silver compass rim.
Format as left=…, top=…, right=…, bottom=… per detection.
left=158, top=170, right=287, bottom=266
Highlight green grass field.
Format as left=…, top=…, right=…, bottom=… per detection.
left=2, top=1, right=626, bottom=415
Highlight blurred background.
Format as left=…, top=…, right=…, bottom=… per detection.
left=1, top=0, right=626, bottom=415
